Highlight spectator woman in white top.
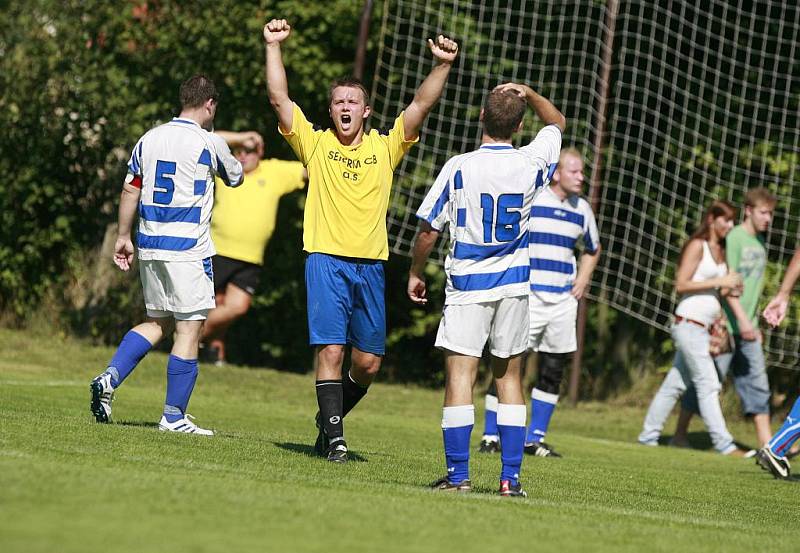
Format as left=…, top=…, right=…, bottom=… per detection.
left=639, top=200, right=745, bottom=455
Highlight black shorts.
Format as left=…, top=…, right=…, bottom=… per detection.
left=212, top=255, right=261, bottom=295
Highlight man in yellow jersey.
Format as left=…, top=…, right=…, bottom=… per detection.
left=200, top=130, right=308, bottom=365
left=264, top=18, right=458, bottom=462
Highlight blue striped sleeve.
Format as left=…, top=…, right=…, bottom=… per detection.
left=416, top=160, right=454, bottom=231
left=582, top=201, right=600, bottom=253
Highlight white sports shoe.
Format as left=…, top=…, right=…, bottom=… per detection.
left=158, top=414, right=214, bottom=436
left=90, top=372, right=115, bottom=423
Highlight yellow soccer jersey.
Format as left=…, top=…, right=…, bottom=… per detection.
left=281, top=103, right=417, bottom=260
left=211, top=158, right=305, bottom=265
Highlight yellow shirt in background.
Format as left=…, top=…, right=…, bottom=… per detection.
left=281, top=103, right=417, bottom=261
left=211, top=159, right=305, bottom=265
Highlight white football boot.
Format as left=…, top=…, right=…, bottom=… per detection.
left=158, top=414, right=214, bottom=436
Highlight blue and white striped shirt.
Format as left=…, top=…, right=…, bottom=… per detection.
left=528, top=186, right=599, bottom=303
left=127, top=118, right=243, bottom=261
left=416, top=125, right=562, bottom=304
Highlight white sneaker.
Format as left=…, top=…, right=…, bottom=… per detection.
left=90, top=372, right=114, bottom=423
left=158, top=414, right=214, bottom=436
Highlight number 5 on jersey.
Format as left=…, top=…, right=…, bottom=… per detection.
left=154, top=160, right=177, bottom=205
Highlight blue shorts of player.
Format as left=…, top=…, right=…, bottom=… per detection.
left=305, top=253, right=386, bottom=355
left=681, top=335, right=769, bottom=415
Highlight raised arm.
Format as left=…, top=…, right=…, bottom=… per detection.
left=493, top=83, right=566, bottom=132
left=402, top=35, right=459, bottom=141
left=407, top=220, right=441, bottom=305
left=215, top=130, right=264, bottom=152
left=763, top=247, right=800, bottom=327
left=263, top=19, right=294, bottom=133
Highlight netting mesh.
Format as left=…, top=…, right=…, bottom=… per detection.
left=371, top=0, right=800, bottom=370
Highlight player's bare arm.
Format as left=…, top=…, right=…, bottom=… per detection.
left=403, top=35, right=459, bottom=141
left=113, top=182, right=140, bottom=272
left=215, top=130, right=264, bottom=151
left=408, top=220, right=440, bottom=305
left=763, top=247, right=800, bottom=327
left=494, top=83, right=566, bottom=132
left=571, top=247, right=601, bottom=300
left=264, top=18, right=294, bottom=133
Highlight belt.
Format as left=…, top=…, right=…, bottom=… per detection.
left=674, top=315, right=708, bottom=329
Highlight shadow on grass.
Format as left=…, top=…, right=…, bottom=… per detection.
left=661, top=431, right=759, bottom=454
left=274, top=441, right=368, bottom=462
left=745, top=470, right=800, bottom=483
left=116, top=421, right=159, bottom=429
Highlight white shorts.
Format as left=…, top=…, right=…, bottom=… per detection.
left=435, top=296, right=529, bottom=358
left=529, top=294, right=578, bottom=353
left=140, top=258, right=215, bottom=321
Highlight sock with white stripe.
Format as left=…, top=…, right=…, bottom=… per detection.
left=163, top=355, right=198, bottom=423
left=498, top=403, right=526, bottom=486
left=526, top=388, right=559, bottom=445
left=316, top=380, right=344, bottom=442
left=342, top=371, right=368, bottom=417
left=442, top=405, right=474, bottom=484
left=482, top=393, right=499, bottom=441
left=106, top=330, right=152, bottom=388
left=768, top=396, right=800, bottom=457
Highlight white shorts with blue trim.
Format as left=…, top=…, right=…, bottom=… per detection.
left=435, top=295, right=529, bottom=358
left=529, top=294, right=578, bottom=353
left=140, top=258, right=215, bottom=320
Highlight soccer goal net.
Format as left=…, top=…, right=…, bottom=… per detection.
left=371, top=0, right=800, bottom=370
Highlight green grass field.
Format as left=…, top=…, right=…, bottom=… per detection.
left=1, top=327, right=797, bottom=553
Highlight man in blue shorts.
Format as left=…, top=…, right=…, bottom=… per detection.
left=264, top=18, right=458, bottom=462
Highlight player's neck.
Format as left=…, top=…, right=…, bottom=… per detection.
left=336, top=129, right=365, bottom=147
left=550, top=183, right=569, bottom=201
left=480, top=133, right=512, bottom=145
left=178, top=108, right=211, bottom=130
left=742, top=218, right=757, bottom=236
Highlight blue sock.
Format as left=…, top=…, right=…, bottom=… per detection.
left=483, top=393, right=499, bottom=439
left=442, top=405, right=474, bottom=484
left=106, top=330, right=152, bottom=388
left=164, top=355, right=198, bottom=422
left=526, top=388, right=559, bottom=444
left=498, top=403, right=526, bottom=485
left=768, top=396, right=800, bottom=457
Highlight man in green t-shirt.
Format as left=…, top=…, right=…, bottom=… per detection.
left=674, top=188, right=777, bottom=449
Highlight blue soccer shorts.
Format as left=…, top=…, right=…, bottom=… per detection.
left=305, top=253, right=386, bottom=355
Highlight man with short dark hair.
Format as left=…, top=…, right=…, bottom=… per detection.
left=409, top=82, right=565, bottom=496
left=264, top=18, right=458, bottom=462
left=89, top=75, right=243, bottom=434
